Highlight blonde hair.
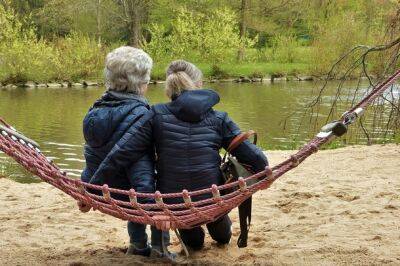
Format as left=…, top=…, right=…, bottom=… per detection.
left=165, top=60, right=203, bottom=99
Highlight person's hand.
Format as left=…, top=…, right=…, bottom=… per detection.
left=153, top=215, right=177, bottom=231
left=77, top=201, right=91, bottom=213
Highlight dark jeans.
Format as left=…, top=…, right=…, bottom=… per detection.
left=127, top=221, right=170, bottom=248
left=178, top=215, right=232, bottom=250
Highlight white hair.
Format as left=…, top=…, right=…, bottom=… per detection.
left=104, top=46, right=153, bottom=94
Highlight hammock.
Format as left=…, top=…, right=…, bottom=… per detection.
left=0, top=69, right=399, bottom=230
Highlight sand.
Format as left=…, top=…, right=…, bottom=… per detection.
left=0, top=144, right=399, bottom=265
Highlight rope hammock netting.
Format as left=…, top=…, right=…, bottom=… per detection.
left=0, top=69, right=399, bottom=230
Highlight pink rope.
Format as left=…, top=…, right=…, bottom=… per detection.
left=0, top=70, right=398, bottom=228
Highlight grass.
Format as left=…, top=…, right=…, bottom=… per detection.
left=151, top=61, right=311, bottom=81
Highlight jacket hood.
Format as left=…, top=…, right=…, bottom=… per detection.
left=83, top=91, right=149, bottom=147
left=167, top=89, right=220, bottom=123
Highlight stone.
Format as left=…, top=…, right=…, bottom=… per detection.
left=298, top=75, right=314, bottom=81
left=272, top=77, right=286, bottom=82
left=71, top=83, right=83, bottom=87
left=236, top=76, right=251, bottom=83
left=286, top=76, right=296, bottom=81
left=4, top=84, right=17, bottom=89
left=37, top=83, right=47, bottom=87
left=251, top=78, right=262, bottom=82
left=61, top=82, right=70, bottom=87
left=47, top=83, right=62, bottom=88
left=24, top=81, right=36, bottom=88
left=83, top=81, right=98, bottom=87
left=262, top=78, right=272, bottom=83
left=218, top=79, right=235, bottom=83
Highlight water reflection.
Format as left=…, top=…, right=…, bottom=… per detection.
left=0, top=82, right=396, bottom=183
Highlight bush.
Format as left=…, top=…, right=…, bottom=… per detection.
left=210, top=65, right=229, bottom=79
left=0, top=5, right=59, bottom=83
left=55, top=32, right=106, bottom=81
left=271, top=34, right=300, bottom=64
left=144, top=7, right=255, bottom=65
left=311, top=13, right=366, bottom=76
left=0, top=6, right=107, bottom=83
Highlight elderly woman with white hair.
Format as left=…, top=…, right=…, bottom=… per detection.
left=79, top=46, right=173, bottom=259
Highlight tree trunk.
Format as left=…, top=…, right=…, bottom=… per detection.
left=122, top=0, right=150, bottom=48
left=96, top=0, right=102, bottom=45
left=129, top=6, right=141, bottom=47
left=237, top=0, right=248, bottom=61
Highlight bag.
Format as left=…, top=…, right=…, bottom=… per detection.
left=220, top=130, right=257, bottom=248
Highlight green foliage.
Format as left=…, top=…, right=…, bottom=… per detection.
left=310, top=12, right=368, bottom=76
left=210, top=65, right=229, bottom=79
left=0, top=6, right=109, bottom=83
left=144, top=7, right=253, bottom=65
left=142, top=23, right=172, bottom=63
left=1, top=0, right=399, bottom=82
left=55, top=32, right=106, bottom=81
left=271, top=34, right=301, bottom=64
left=0, top=5, right=58, bottom=83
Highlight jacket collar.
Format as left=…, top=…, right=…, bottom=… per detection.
left=107, top=90, right=149, bottom=105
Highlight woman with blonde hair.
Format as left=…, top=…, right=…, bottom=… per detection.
left=89, top=60, right=268, bottom=251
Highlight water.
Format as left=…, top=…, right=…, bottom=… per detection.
left=0, top=82, right=397, bottom=183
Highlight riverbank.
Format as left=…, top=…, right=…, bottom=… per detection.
left=1, top=144, right=399, bottom=265
left=0, top=61, right=315, bottom=89
left=0, top=74, right=316, bottom=89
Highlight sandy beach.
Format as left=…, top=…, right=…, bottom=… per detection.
left=0, top=144, right=399, bottom=265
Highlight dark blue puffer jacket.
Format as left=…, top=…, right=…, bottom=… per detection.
left=81, top=91, right=155, bottom=201
left=90, top=89, right=267, bottom=203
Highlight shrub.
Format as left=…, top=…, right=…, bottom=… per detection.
left=310, top=13, right=366, bottom=76
left=0, top=5, right=59, bottom=83
left=210, top=65, right=229, bottom=79
left=271, top=34, right=300, bottom=64
left=55, top=32, right=106, bottom=81
left=144, top=7, right=256, bottom=65
left=0, top=6, right=107, bottom=84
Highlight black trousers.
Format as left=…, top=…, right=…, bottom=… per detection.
left=179, top=215, right=232, bottom=250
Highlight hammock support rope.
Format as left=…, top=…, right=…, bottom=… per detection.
left=1, top=69, right=400, bottom=229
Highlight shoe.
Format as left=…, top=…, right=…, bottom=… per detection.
left=126, top=243, right=151, bottom=257
left=150, top=247, right=178, bottom=263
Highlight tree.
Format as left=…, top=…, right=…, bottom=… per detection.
left=237, top=0, right=249, bottom=61
left=114, top=0, right=152, bottom=47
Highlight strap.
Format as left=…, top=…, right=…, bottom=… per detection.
left=227, top=130, right=257, bottom=153
left=174, top=229, right=189, bottom=258
left=237, top=197, right=252, bottom=248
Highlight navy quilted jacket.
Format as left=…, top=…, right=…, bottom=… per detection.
left=90, top=89, right=267, bottom=203
left=81, top=91, right=155, bottom=200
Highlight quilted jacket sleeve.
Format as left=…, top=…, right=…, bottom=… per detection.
left=221, top=113, right=268, bottom=173
left=89, top=111, right=155, bottom=186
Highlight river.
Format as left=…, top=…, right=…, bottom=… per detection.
left=0, top=81, right=398, bottom=182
